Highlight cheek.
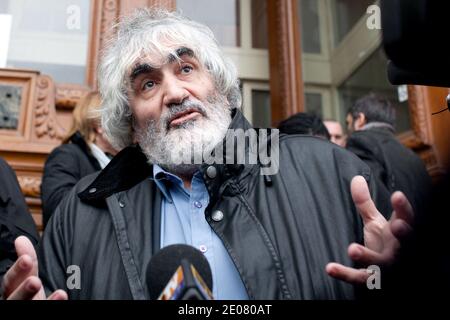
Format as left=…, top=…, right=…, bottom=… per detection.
left=197, top=74, right=216, bottom=96
left=131, top=100, right=162, bottom=129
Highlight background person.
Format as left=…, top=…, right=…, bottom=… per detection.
left=278, top=112, right=330, bottom=140
left=40, top=92, right=118, bottom=227
left=324, top=120, right=346, bottom=147
left=346, top=93, right=432, bottom=217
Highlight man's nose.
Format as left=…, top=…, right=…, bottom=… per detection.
left=162, top=77, right=189, bottom=107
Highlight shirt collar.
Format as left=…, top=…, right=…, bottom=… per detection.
left=152, top=165, right=175, bottom=203
left=89, top=143, right=111, bottom=169
left=152, top=164, right=204, bottom=202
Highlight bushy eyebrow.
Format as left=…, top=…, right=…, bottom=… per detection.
left=130, top=63, right=154, bottom=84
left=168, top=47, right=194, bottom=63
left=129, top=47, right=195, bottom=86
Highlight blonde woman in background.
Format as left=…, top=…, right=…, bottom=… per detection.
left=40, top=92, right=118, bottom=227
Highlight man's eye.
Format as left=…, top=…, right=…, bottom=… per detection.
left=142, top=80, right=155, bottom=91
left=181, top=65, right=193, bottom=74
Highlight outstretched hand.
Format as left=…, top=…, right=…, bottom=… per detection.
left=1, top=236, right=67, bottom=300
left=326, top=175, right=414, bottom=284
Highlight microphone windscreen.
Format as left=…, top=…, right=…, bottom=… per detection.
left=146, top=244, right=213, bottom=300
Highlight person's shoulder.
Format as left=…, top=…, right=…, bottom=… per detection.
left=48, top=143, right=85, bottom=157
left=45, top=143, right=90, bottom=168
left=279, top=133, right=358, bottom=159
left=279, top=133, right=371, bottom=176
left=0, top=156, right=13, bottom=174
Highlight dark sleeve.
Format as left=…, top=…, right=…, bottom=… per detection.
left=41, top=145, right=82, bottom=228
left=38, top=195, right=71, bottom=296
left=0, top=158, right=39, bottom=293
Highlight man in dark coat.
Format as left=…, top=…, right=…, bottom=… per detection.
left=1, top=9, right=413, bottom=300
left=346, top=93, right=432, bottom=217
left=0, top=157, right=39, bottom=297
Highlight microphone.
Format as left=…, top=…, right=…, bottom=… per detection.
left=146, top=244, right=214, bottom=300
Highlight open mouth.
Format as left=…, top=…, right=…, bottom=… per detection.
left=168, top=109, right=202, bottom=128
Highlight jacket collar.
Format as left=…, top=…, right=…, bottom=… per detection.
left=78, top=109, right=263, bottom=202
left=70, top=131, right=102, bottom=171
left=361, top=122, right=395, bottom=134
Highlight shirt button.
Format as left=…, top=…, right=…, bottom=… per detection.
left=194, top=201, right=202, bottom=208
left=211, top=210, right=224, bottom=222
left=89, top=187, right=97, bottom=194
left=119, top=201, right=125, bottom=208
left=206, top=166, right=217, bottom=179
left=199, top=245, right=208, bottom=253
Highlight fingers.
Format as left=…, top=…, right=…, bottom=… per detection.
left=15, top=236, right=38, bottom=261
left=2, top=254, right=35, bottom=298
left=391, top=219, right=413, bottom=240
left=390, top=191, right=414, bottom=225
left=351, top=176, right=381, bottom=224
left=326, top=263, right=369, bottom=285
left=347, top=243, right=386, bottom=265
left=48, top=290, right=68, bottom=300
left=7, top=276, right=42, bottom=300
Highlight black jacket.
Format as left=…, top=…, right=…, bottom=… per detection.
left=41, top=132, right=101, bottom=227
left=38, top=110, right=387, bottom=299
left=0, top=157, right=39, bottom=293
left=346, top=127, right=432, bottom=216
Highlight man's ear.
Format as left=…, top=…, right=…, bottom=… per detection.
left=94, top=126, right=103, bottom=134
left=354, top=113, right=366, bottom=130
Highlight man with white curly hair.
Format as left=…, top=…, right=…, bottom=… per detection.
left=2, top=8, right=413, bottom=300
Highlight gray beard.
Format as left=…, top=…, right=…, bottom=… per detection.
left=135, top=95, right=232, bottom=177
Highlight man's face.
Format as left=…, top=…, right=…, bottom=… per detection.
left=324, top=121, right=345, bottom=147
left=127, top=47, right=232, bottom=172
left=346, top=113, right=366, bottom=134
left=128, top=48, right=216, bottom=131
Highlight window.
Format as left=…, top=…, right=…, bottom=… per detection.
left=177, top=0, right=241, bottom=47
left=305, top=92, right=323, bottom=118
left=0, top=84, right=21, bottom=129
left=1, top=0, right=91, bottom=84
left=338, top=48, right=411, bottom=133
left=242, top=82, right=271, bottom=128
left=251, top=90, right=271, bottom=128
left=298, top=0, right=321, bottom=54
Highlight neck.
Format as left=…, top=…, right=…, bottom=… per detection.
left=162, top=164, right=199, bottom=190
left=181, top=176, right=192, bottom=190
left=94, top=134, right=117, bottom=156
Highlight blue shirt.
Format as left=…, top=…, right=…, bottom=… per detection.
left=153, top=165, right=249, bottom=300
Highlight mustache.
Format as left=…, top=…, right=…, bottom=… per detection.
left=162, top=100, right=207, bottom=130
